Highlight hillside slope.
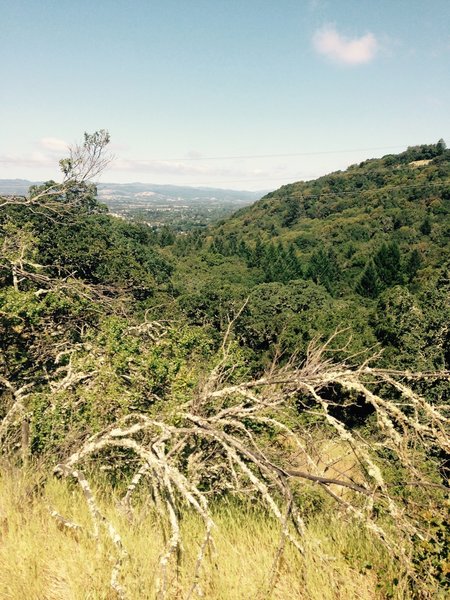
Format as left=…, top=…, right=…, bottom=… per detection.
left=169, top=143, right=449, bottom=371
left=211, top=141, right=449, bottom=290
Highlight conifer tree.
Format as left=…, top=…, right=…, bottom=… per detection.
left=263, top=242, right=278, bottom=282
left=250, top=236, right=264, bottom=268
left=307, top=247, right=338, bottom=292
left=276, top=240, right=287, bottom=263
left=226, top=232, right=238, bottom=255
left=211, top=235, right=225, bottom=255
left=373, top=242, right=403, bottom=287
left=356, top=261, right=380, bottom=298
left=420, top=216, right=432, bottom=236
left=238, top=239, right=251, bottom=261
left=159, top=226, right=175, bottom=247
left=285, top=243, right=302, bottom=280
left=282, top=196, right=301, bottom=227
left=405, top=249, right=422, bottom=282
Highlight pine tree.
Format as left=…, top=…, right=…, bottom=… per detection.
left=307, top=247, right=339, bottom=293
left=238, top=239, right=251, bottom=262
left=405, top=249, right=422, bottom=282
left=356, top=261, right=380, bottom=298
left=437, top=138, right=447, bottom=154
left=276, top=241, right=287, bottom=263
left=211, top=235, right=225, bottom=255
left=282, top=196, right=301, bottom=227
left=285, top=243, right=302, bottom=280
left=374, top=242, right=403, bottom=287
left=249, top=236, right=265, bottom=268
left=420, top=216, right=432, bottom=236
left=275, top=241, right=288, bottom=282
left=226, top=232, right=238, bottom=256
left=263, top=243, right=278, bottom=282
left=159, top=226, right=175, bottom=247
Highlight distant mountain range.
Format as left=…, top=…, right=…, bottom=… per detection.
left=0, top=179, right=262, bottom=207
left=0, top=179, right=264, bottom=228
left=0, top=179, right=38, bottom=195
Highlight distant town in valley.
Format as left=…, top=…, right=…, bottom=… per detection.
left=0, top=179, right=262, bottom=229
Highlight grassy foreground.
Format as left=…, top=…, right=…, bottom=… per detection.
left=0, top=467, right=426, bottom=600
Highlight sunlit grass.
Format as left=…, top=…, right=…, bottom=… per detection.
left=0, top=467, right=425, bottom=599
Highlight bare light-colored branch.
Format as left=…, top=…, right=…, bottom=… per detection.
left=0, top=130, right=112, bottom=211
left=46, top=332, right=450, bottom=598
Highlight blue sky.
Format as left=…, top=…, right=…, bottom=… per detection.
left=1, top=0, right=449, bottom=190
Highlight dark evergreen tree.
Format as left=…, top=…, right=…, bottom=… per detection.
left=276, top=241, right=287, bottom=263
left=405, top=249, right=422, bottom=282
left=285, top=243, right=302, bottom=280
left=249, top=236, right=265, bottom=268
left=226, top=232, right=238, bottom=255
left=307, top=247, right=339, bottom=293
left=196, top=231, right=205, bottom=250
left=373, top=242, right=403, bottom=287
left=269, top=223, right=278, bottom=236
left=282, top=196, right=301, bottom=227
left=237, top=239, right=251, bottom=261
left=356, top=261, right=380, bottom=298
left=211, top=235, right=225, bottom=255
left=274, top=242, right=287, bottom=283
left=159, top=226, right=175, bottom=247
left=437, top=138, right=447, bottom=154
left=263, top=242, right=278, bottom=282
left=420, top=216, right=432, bottom=236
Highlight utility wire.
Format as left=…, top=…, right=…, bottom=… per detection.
left=165, top=176, right=450, bottom=190
left=114, top=143, right=446, bottom=187
left=111, top=180, right=450, bottom=204
left=124, top=144, right=406, bottom=163
left=292, top=180, right=450, bottom=200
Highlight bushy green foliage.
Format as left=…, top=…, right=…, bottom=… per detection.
left=166, top=141, right=449, bottom=376
left=357, top=261, right=380, bottom=298
left=1, top=194, right=172, bottom=298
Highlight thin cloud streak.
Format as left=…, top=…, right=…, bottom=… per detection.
left=0, top=137, right=70, bottom=172
left=39, top=137, right=68, bottom=153
left=111, top=157, right=278, bottom=180
left=313, top=25, right=378, bottom=65
left=0, top=152, right=281, bottom=189
left=0, top=154, right=54, bottom=168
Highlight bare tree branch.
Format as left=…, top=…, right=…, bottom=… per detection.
left=45, top=332, right=450, bottom=598
left=0, top=130, right=112, bottom=211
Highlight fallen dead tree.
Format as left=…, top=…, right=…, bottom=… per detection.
left=45, top=330, right=450, bottom=600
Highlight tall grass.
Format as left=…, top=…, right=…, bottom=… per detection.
left=0, top=467, right=430, bottom=599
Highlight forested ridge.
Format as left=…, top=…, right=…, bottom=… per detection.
left=170, top=141, right=449, bottom=372
left=0, top=134, right=449, bottom=599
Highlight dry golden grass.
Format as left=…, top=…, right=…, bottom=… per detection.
left=0, top=467, right=423, bottom=600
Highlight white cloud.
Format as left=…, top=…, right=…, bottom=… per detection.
left=101, top=157, right=292, bottom=189
left=111, top=157, right=270, bottom=180
left=0, top=137, right=69, bottom=171
left=313, top=25, right=378, bottom=66
left=112, top=158, right=213, bottom=177
left=0, top=153, right=53, bottom=168
left=39, top=137, right=68, bottom=153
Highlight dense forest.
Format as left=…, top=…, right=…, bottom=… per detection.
left=0, top=133, right=449, bottom=599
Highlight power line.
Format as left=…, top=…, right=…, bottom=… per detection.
left=179, top=175, right=308, bottom=187
left=112, top=143, right=421, bottom=187
left=270, top=180, right=450, bottom=200
left=145, top=175, right=450, bottom=191
left=180, top=178, right=450, bottom=196
left=124, top=144, right=406, bottom=163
